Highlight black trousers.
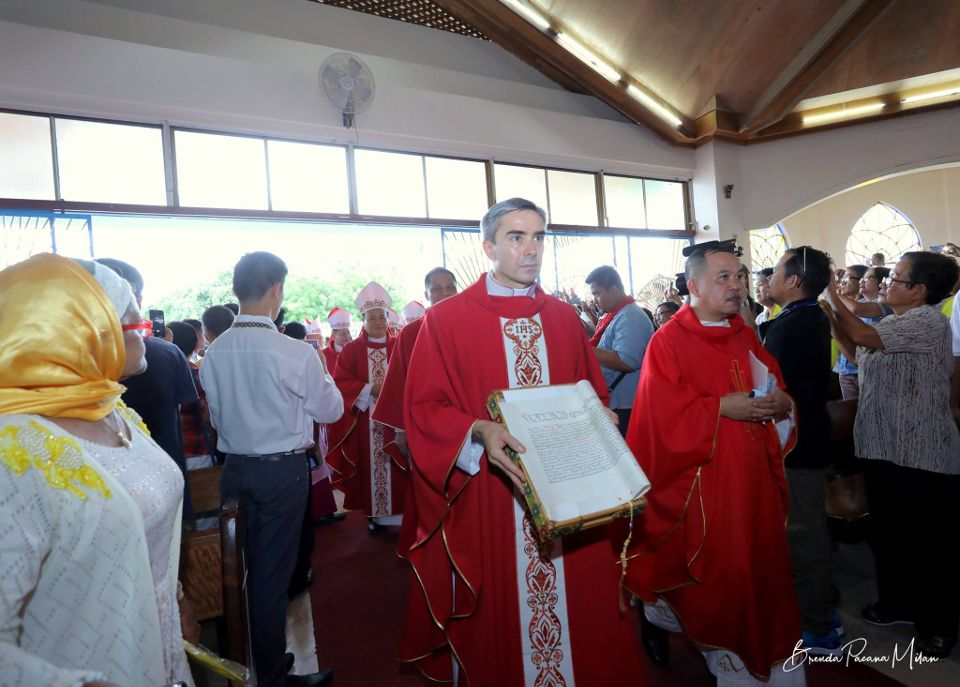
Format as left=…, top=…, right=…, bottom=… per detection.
left=221, top=454, right=309, bottom=687
left=865, top=460, right=960, bottom=638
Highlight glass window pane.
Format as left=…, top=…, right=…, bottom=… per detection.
left=267, top=140, right=349, bottom=214
left=494, top=164, right=547, bottom=212
left=354, top=149, right=426, bottom=217
left=175, top=131, right=268, bottom=210
left=644, top=180, right=686, bottom=230
left=629, top=237, right=689, bottom=311
left=539, top=233, right=615, bottom=297
left=425, top=157, right=487, bottom=221
left=56, top=119, right=166, bottom=205
left=604, top=175, right=646, bottom=229
left=1, top=214, right=53, bottom=269
left=547, top=170, right=597, bottom=226
left=0, top=113, right=55, bottom=200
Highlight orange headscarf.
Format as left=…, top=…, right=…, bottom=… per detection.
left=0, top=253, right=127, bottom=420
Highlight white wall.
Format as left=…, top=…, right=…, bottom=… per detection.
left=780, top=165, right=960, bottom=262
left=0, top=0, right=694, bottom=179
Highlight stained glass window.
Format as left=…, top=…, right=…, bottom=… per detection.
left=749, top=224, right=789, bottom=272
left=845, top=203, right=921, bottom=266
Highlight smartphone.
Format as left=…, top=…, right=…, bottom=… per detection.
left=307, top=339, right=319, bottom=349
left=148, top=309, right=165, bottom=338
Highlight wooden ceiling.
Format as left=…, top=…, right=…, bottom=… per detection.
left=315, top=0, right=960, bottom=146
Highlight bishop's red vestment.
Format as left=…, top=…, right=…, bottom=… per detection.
left=624, top=304, right=800, bottom=679
left=327, top=330, right=406, bottom=518
left=400, top=277, right=648, bottom=687
left=321, top=343, right=340, bottom=374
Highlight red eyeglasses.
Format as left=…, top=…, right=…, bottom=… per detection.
left=121, top=320, right=152, bottom=337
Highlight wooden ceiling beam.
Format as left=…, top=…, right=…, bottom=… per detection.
left=739, top=0, right=896, bottom=136
left=433, top=0, right=695, bottom=145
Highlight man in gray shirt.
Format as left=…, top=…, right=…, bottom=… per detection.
left=585, top=265, right=654, bottom=435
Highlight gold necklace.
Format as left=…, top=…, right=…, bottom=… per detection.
left=104, top=410, right=132, bottom=448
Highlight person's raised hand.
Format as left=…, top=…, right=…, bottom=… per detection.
left=472, top=420, right=527, bottom=490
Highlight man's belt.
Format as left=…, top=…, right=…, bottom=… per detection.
left=226, top=449, right=307, bottom=462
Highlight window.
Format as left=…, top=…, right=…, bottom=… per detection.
left=540, top=234, right=615, bottom=297
left=603, top=176, right=687, bottom=230
left=749, top=225, right=790, bottom=272
left=56, top=119, right=166, bottom=205
left=603, top=175, right=645, bottom=229
left=644, top=180, right=686, bottom=230
left=845, top=203, right=921, bottom=266
left=547, top=170, right=597, bottom=226
left=267, top=140, right=349, bottom=214
left=628, top=237, right=688, bottom=311
left=0, top=113, right=55, bottom=200
left=175, top=131, right=268, bottom=210
left=0, top=213, right=92, bottom=269
left=441, top=228, right=487, bottom=287
left=424, top=157, right=487, bottom=221
left=493, top=164, right=548, bottom=212
left=354, top=149, right=426, bottom=217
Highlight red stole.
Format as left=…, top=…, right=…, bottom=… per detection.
left=588, top=296, right=634, bottom=346
left=400, top=277, right=647, bottom=686
left=624, top=304, right=799, bottom=678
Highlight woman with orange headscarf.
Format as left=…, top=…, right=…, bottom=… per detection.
left=0, top=254, right=194, bottom=686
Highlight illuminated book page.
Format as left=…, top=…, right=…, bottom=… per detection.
left=497, top=380, right=650, bottom=523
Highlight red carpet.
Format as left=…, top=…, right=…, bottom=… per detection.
left=310, top=511, right=906, bottom=687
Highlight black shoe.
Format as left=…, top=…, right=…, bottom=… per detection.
left=314, top=512, right=347, bottom=525
left=285, top=668, right=333, bottom=686
left=367, top=521, right=386, bottom=536
left=861, top=602, right=914, bottom=626
left=640, top=612, right=670, bottom=667
left=915, top=633, right=956, bottom=659
left=283, top=652, right=295, bottom=674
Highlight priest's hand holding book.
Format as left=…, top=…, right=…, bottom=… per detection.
left=471, top=419, right=527, bottom=489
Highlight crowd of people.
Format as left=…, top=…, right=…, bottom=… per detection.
left=2, top=197, right=959, bottom=687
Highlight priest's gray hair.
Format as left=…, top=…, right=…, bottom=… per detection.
left=480, top=198, right=547, bottom=243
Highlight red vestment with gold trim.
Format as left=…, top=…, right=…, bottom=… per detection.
left=326, top=330, right=406, bottom=517
left=400, top=277, right=648, bottom=686
left=624, top=304, right=800, bottom=679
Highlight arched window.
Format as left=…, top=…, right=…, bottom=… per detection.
left=845, top=203, right=921, bottom=266
left=749, top=224, right=789, bottom=273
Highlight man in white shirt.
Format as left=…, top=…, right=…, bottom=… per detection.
left=200, top=251, right=343, bottom=687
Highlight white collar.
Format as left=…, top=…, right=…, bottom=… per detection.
left=367, top=335, right=387, bottom=344
left=486, top=271, right=537, bottom=299
left=699, top=319, right=731, bottom=328
left=333, top=342, right=343, bottom=352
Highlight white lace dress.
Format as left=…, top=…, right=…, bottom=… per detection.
left=0, top=411, right=193, bottom=686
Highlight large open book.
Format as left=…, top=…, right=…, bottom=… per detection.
left=487, top=380, right=650, bottom=539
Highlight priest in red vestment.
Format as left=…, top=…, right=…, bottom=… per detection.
left=373, top=269, right=458, bottom=551
left=400, top=198, right=648, bottom=687
left=327, top=283, right=406, bottom=533
left=321, top=307, right=352, bottom=372
left=625, top=243, right=804, bottom=686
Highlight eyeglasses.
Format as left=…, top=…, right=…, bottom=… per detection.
left=840, top=276, right=861, bottom=283
left=121, top=320, right=152, bottom=337
left=882, top=276, right=914, bottom=287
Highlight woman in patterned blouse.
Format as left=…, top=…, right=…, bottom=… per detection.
left=0, top=254, right=196, bottom=686
left=821, top=251, right=960, bottom=659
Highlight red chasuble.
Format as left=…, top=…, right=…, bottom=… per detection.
left=326, top=330, right=406, bottom=518
left=624, top=304, right=800, bottom=679
left=400, top=277, right=648, bottom=687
